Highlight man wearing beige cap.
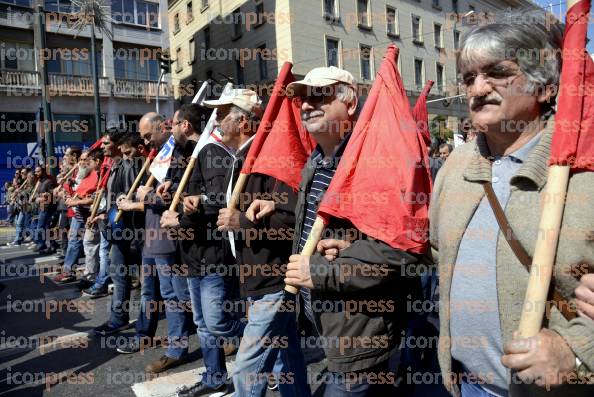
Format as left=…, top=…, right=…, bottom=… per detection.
left=169, top=88, right=262, bottom=397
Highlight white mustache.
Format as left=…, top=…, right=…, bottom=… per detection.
left=302, top=112, right=324, bottom=121
left=470, top=95, right=502, bottom=111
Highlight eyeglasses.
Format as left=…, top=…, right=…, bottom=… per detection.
left=458, top=63, right=521, bottom=88
left=299, top=92, right=336, bottom=105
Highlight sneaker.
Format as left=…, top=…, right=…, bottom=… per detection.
left=53, top=272, right=76, bottom=283
left=267, top=377, right=279, bottom=391
left=116, top=338, right=141, bottom=354
left=6, top=241, right=21, bottom=247
left=39, top=247, right=56, bottom=255
left=145, top=354, right=188, bottom=374
left=176, top=381, right=229, bottom=397
left=93, top=321, right=131, bottom=336
left=82, top=285, right=108, bottom=299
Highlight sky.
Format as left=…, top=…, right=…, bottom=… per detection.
left=532, top=0, right=594, bottom=53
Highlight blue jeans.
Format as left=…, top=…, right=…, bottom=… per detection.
left=63, top=218, right=84, bottom=273
left=233, top=290, right=310, bottom=397
left=321, top=363, right=393, bottom=397
left=89, top=227, right=111, bottom=288
left=13, top=211, right=31, bottom=244
left=34, top=209, right=52, bottom=249
left=461, top=382, right=500, bottom=397
left=109, top=238, right=137, bottom=327
left=187, top=274, right=245, bottom=388
left=154, top=256, right=193, bottom=359
left=134, top=256, right=163, bottom=339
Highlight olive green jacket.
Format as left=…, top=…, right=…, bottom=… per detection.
left=430, top=117, right=594, bottom=396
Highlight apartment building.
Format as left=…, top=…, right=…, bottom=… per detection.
left=168, top=0, right=535, bottom=135
left=0, top=0, right=174, bottom=151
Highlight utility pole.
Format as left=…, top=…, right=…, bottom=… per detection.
left=90, top=21, right=102, bottom=140
left=35, top=3, right=56, bottom=176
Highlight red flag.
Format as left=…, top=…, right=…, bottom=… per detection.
left=549, top=0, right=594, bottom=171
left=88, top=137, right=103, bottom=152
left=241, top=62, right=316, bottom=189
left=317, top=45, right=432, bottom=254
left=412, top=80, right=434, bottom=147
left=98, top=157, right=113, bottom=189
left=75, top=170, right=99, bottom=197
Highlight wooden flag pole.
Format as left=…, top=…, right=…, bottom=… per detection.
left=114, top=155, right=155, bottom=223
left=168, top=156, right=197, bottom=212
left=28, top=181, right=40, bottom=203
left=517, top=165, right=570, bottom=337
left=227, top=173, right=248, bottom=209
left=86, top=171, right=109, bottom=228
left=285, top=216, right=326, bottom=295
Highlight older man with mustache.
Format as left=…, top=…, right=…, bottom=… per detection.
left=427, top=10, right=594, bottom=397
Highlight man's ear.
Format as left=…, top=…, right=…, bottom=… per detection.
left=347, top=96, right=358, bottom=117
left=537, top=84, right=558, bottom=106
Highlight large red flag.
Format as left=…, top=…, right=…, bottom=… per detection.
left=317, top=45, right=432, bottom=254
left=98, top=157, right=113, bottom=189
left=549, top=0, right=594, bottom=171
left=241, top=62, right=316, bottom=189
left=412, top=80, right=434, bottom=147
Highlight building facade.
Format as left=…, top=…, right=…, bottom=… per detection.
left=168, top=0, right=532, bottom=136
left=0, top=0, right=174, bottom=149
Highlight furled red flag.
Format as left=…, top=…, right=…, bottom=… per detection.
left=241, top=62, right=316, bottom=190
left=75, top=171, right=99, bottom=197
left=412, top=80, right=434, bottom=147
left=317, top=45, right=432, bottom=254
left=549, top=0, right=594, bottom=171
left=98, top=157, right=113, bottom=189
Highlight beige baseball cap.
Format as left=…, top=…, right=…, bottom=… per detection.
left=203, top=88, right=263, bottom=117
left=287, top=66, right=357, bottom=97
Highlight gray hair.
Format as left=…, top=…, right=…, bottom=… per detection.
left=457, top=9, right=563, bottom=99
left=335, top=83, right=361, bottom=118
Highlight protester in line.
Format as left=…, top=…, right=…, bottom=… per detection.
left=82, top=138, right=115, bottom=298
left=93, top=130, right=146, bottom=335
left=214, top=90, right=312, bottom=396
left=32, top=165, right=56, bottom=253
left=9, top=169, right=35, bottom=246
left=53, top=150, right=99, bottom=284
left=429, top=11, right=592, bottom=396
left=161, top=92, right=258, bottom=397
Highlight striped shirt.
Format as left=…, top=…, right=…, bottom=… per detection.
left=298, top=136, right=350, bottom=250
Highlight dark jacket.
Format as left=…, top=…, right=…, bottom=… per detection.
left=227, top=147, right=297, bottom=296
left=106, top=157, right=144, bottom=231
left=178, top=143, right=233, bottom=277
left=292, top=143, right=421, bottom=373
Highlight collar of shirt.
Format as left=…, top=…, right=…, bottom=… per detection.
left=492, top=131, right=542, bottom=165
left=311, top=132, right=352, bottom=170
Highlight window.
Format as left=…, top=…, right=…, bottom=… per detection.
left=454, top=30, right=460, bottom=49
left=386, top=6, right=398, bottom=37
left=414, top=58, right=424, bottom=90
left=360, top=45, right=372, bottom=80
left=45, top=0, right=72, bottom=13
left=1, top=42, right=35, bottom=70
left=2, top=0, right=31, bottom=7
left=412, top=15, right=423, bottom=44
left=434, top=23, right=443, bottom=48
left=323, top=0, right=339, bottom=21
left=204, top=27, right=211, bottom=49
left=357, top=0, right=370, bottom=28
left=452, top=0, right=458, bottom=13
left=257, top=44, right=268, bottom=80
left=436, top=63, right=445, bottom=92
left=173, top=13, right=180, bottom=32
left=232, top=8, right=242, bottom=38
left=326, top=37, right=340, bottom=67
left=255, top=1, right=265, bottom=27
left=189, top=38, right=196, bottom=64
left=433, top=0, right=440, bottom=8
left=201, top=0, right=208, bottom=10
left=111, top=0, right=159, bottom=28
left=187, top=1, right=193, bottom=23
left=114, top=49, right=157, bottom=80
left=235, top=60, right=245, bottom=86
left=175, top=47, right=182, bottom=72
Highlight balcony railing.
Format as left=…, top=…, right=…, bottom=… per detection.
left=113, top=78, right=170, bottom=98
left=0, top=69, right=39, bottom=90
left=48, top=73, right=111, bottom=96
left=0, top=70, right=170, bottom=99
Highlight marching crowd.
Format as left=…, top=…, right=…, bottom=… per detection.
left=3, top=11, right=594, bottom=397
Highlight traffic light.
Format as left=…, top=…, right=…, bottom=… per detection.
left=157, top=51, right=171, bottom=74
